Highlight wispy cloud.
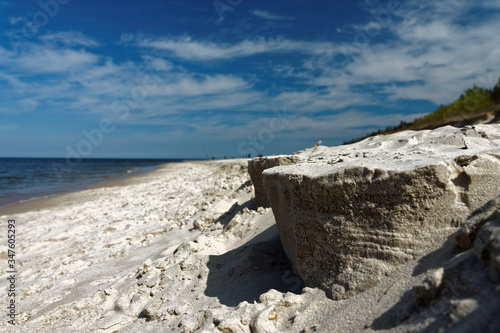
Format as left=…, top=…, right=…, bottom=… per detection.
left=0, top=44, right=99, bottom=74
left=8, top=16, right=23, bottom=25
left=251, top=10, right=293, bottom=21
left=281, top=0, right=500, bottom=105
left=136, top=36, right=339, bottom=60
left=40, top=31, right=100, bottom=47
left=1, top=0, right=500, bottom=157
left=161, top=75, right=251, bottom=96
left=0, top=35, right=263, bottom=118
left=119, top=33, right=134, bottom=43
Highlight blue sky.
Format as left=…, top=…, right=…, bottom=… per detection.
left=0, top=0, right=500, bottom=159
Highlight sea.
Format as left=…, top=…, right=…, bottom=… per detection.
left=0, top=157, right=184, bottom=208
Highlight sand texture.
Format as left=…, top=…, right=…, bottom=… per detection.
left=263, top=124, right=500, bottom=300
left=0, top=125, right=499, bottom=332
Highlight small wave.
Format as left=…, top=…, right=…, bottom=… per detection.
left=0, top=194, right=51, bottom=208
left=0, top=176, right=23, bottom=180
left=126, top=167, right=139, bottom=174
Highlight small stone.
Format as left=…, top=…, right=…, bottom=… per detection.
left=449, top=299, right=478, bottom=323
left=224, top=215, right=241, bottom=233
left=414, top=268, right=444, bottom=307
left=193, top=220, right=205, bottom=230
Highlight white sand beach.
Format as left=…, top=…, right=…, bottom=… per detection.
left=1, top=126, right=500, bottom=332
left=0, top=159, right=268, bottom=332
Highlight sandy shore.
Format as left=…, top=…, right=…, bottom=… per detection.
left=0, top=159, right=271, bottom=332
left=0, top=152, right=497, bottom=332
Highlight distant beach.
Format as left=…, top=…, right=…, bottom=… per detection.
left=0, top=158, right=184, bottom=208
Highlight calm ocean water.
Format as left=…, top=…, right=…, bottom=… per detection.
left=0, top=158, right=183, bottom=208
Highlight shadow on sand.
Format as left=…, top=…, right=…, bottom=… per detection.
left=412, top=234, right=462, bottom=277
left=204, top=224, right=304, bottom=307
left=371, top=233, right=463, bottom=330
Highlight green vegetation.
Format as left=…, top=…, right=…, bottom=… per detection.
left=492, top=77, right=500, bottom=102
left=344, top=77, right=500, bottom=145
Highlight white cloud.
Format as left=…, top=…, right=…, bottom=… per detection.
left=8, top=16, right=23, bottom=25
left=133, top=0, right=499, bottom=112
left=0, top=97, right=39, bottom=114
left=270, top=88, right=374, bottom=112
left=395, top=21, right=453, bottom=42
left=251, top=10, right=293, bottom=21
left=137, top=36, right=339, bottom=60
left=161, top=75, right=250, bottom=96
left=1, top=45, right=100, bottom=74
left=120, top=33, right=134, bottom=43
left=1, top=0, right=500, bottom=155
left=40, top=31, right=100, bottom=47
left=300, top=0, right=500, bottom=105
left=0, top=71, right=25, bottom=89
left=0, top=33, right=265, bottom=118
left=140, top=56, right=173, bottom=72
left=337, top=21, right=388, bottom=35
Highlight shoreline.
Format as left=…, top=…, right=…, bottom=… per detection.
left=0, top=157, right=261, bottom=332
left=0, top=160, right=190, bottom=217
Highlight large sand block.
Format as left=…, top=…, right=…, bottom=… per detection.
left=263, top=125, right=500, bottom=299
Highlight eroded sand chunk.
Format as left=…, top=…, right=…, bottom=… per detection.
left=263, top=125, right=500, bottom=299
